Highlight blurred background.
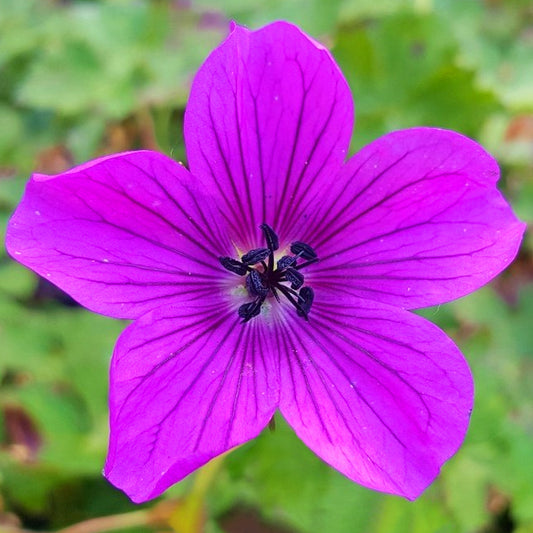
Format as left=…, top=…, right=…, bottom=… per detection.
left=0, top=0, right=532, bottom=532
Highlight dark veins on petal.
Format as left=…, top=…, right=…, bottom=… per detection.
left=219, top=223, right=318, bottom=322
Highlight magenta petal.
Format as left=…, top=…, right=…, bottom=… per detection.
left=308, top=128, right=525, bottom=309
left=278, top=296, right=473, bottom=500
left=184, top=21, right=353, bottom=247
left=104, top=303, right=280, bottom=503
left=5, top=151, right=234, bottom=319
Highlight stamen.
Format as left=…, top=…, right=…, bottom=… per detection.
left=290, top=241, right=317, bottom=260
left=297, top=287, right=314, bottom=318
left=277, top=255, right=296, bottom=269
left=283, top=267, right=304, bottom=290
left=260, top=223, right=279, bottom=251
left=276, top=284, right=310, bottom=319
left=238, top=300, right=263, bottom=322
left=241, top=248, right=270, bottom=265
left=260, top=223, right=277, bottom=274
left=246, top=270, right=268, bottom=298
left=219, top=256, right=248, bottom=275
left=220, top=224, right=317, bottom=322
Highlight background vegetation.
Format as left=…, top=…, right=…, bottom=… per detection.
left=0, top=0, right=532, bottom=532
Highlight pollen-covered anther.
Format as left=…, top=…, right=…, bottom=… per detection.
left=277, top=255, right=296, bottom=269
left=220, top=224, right=318, bottom=322
left=219, top=256, right=248, bottom=275
left=283, top=267, right=304, bottom=290
left=290, top=241, right=317, bottom=260
left=241, top=248, right=270, bottom=265
left=238, top=300, right=262, bottom=321
left=246, top=269, right=268, bottom=298
left=260, top=222, right=280, bottom=251
left=297, top=286, right=314, bottom=318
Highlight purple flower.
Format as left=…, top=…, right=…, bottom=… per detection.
left=6, top=21, right=525, bottom=503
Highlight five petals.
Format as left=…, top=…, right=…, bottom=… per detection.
left=5, top=21, right=526, bottom=503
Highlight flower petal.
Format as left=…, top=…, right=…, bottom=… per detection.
left=306, top=128, right=525, bottom=309
left=278, top=295, right=473, bottom=500
left=104, top=303, right=280, bottom=502
left=184, top=21, right=353, bottom=248
left=6, top=151, right=234, bottom=319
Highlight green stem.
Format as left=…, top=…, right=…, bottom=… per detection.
left=168, top=454, right=226, bottom=533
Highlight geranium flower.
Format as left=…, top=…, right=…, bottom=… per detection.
left=6, top=21, right=525, bottom=503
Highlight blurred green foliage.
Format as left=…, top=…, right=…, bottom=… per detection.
left=0, top=0, right=532, bottom=532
